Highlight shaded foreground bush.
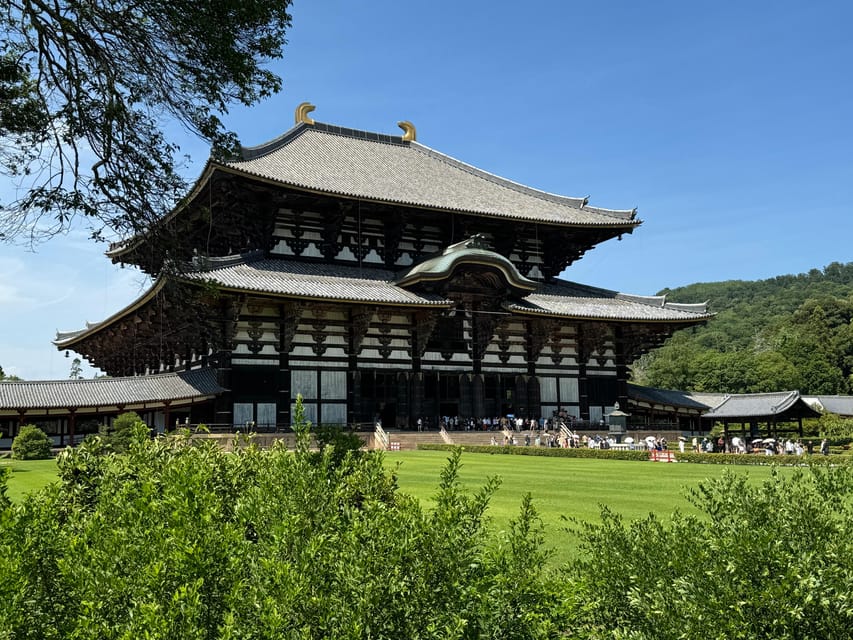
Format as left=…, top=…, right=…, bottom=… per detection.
left=566, top=467, right=853, bottom=639
left=0, top=424, right=556, bottom=639
left=2, top=422, right=853, bottom=638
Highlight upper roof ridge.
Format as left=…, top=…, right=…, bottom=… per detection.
left=231, top=115, right=638, bottom=222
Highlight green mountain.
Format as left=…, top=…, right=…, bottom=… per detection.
left=631, top=262, right=853, bottom=394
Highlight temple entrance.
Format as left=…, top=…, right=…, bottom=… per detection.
left=356, top=369, right=544, bottom=427
left=380, top=402, right=396, bottom=429
left=439, top=402, right=459, bottom=418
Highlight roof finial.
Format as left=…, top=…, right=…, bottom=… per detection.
left=295, top=102, right=316, bottom=125
left=397, top=120, right=416, bottom=142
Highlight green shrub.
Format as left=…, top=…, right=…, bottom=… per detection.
left=567, top=466, right=853, bottom=638
left=419, top=443, right=657, bottom=462
left=314, top=423, right=365, bottom=468
left=418, top=443, right=853, bottom=467
left=0, top=399, right=561, bottom=638
left=11, top=425, right=52, bottom=460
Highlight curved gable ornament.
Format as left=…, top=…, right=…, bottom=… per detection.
left=396, top=235, right=536, bottom=297
left=294, top=102, right=316, bottom=125
left=397, top=120, right=416, bottom=142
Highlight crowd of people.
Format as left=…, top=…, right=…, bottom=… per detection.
left=394, top=413, right=835, bottom=457
left=692, top=435, right=831, bottom=456
left=413, top=414, right=576, bottom=432
left=411, top=408, right=597, bottom=433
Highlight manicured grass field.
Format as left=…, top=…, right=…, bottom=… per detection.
left=1, top=458, right=59, bottom=502
left=386, top=449, right=785, bottom=563
left=2, top=450, right=789, bottom=564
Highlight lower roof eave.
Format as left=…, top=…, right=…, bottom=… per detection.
left=506, top=307, right=712, bottom=324
left=0, top=394, right=219, bottom=417
left=184, top=285, right=455, bottom=309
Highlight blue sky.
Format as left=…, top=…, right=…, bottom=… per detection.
left=2, top=0, right=851, bottom=380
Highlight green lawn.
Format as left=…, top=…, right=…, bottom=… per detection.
left=386, top=449, right=786, bottom=563
left=1, top=458, right=59, bottom=502
left=1, top=450, right=789, bottom=565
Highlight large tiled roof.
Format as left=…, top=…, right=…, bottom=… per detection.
left=0, top=368, right=224, bottom=411
left=182, top=253, right=452, bottom=306
left=702, top=391, right=820, bottom=419
left=803, top=395, right=853, bottom=416
left=187, top=255, right=709, bottom=322
left=686, top=391, right=729, bottom=409
left=223, top=121, right=639, bottom=227
left=58, top=254, right=712, bottom=350
left=507, top=279, right=713, bottom=322
left=627, top=384, right=711, bottom=410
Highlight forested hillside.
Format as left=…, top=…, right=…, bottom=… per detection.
left=631, top=262, right=853, bottom=394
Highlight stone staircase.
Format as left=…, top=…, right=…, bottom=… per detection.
left=444, top=431, right=506, bottom=447
left=382, top=431, right=448, bottom=451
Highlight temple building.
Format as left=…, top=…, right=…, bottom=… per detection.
left=47, top=104, right=712, bottom=431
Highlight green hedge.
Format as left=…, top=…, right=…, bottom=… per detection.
left=417, top=443, right=650, bottom=462
left=417, top=443, right=852, bottom=466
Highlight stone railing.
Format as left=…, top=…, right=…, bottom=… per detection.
left=374, top=422, right=390, bottom=450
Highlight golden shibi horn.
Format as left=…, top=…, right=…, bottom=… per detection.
left=397, top=120, right=416, bottom=142
left=295, top=102, right=316, bottom=125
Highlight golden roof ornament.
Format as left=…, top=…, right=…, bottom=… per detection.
left=295, top=102, right=316, bottom=125
left=397, top=120, right=416, bottom=142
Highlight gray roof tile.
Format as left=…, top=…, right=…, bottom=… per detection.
left=701, top=391, right=820, bottom=419
left=56, top=256, right=711, bottom=349
left=628, top=384, right=711, bottom=410
left=804, top=395, right=853, bottom=416
left=184, top=256, right=452, bottom=306
left=226, top=122, right=639, bottom=227
left=0, top=369, right=224, bottom=410
left=507, top=279, right=712, bottom=321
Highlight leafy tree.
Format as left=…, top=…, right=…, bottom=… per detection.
left=11, top=424, right=52, bottom=460
left=817, top=412, right=853, bottom=438
left=68, top=357, right=83, bottom=380
left=640, top=263, right=853, bottom=394
left=1, top=0, right=292, bottom=245
left=632, top=332, right=704, bottom=390
left=0, top=365, right=21, bottom=381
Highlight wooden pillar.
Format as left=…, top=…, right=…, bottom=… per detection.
left=411, top=372, right=424, bottom=424
left=527, top=376, right=541, bottom=419
left=613, top=326, right=629, bottom=413
left=62, top=409, right=76, bottom=446
left=515, top=375, right=529, bottom=418
left=578, top=362, right=590, bottom=422
left=68, top=410, right=76, bottom=446
left=213, top=350, right=233, bottom=428
left=396, top=372, right=410, bottom=428
left=459, top=374, right=473, bottom=419
left=163, top=400, right=172, bottom=431
left=349, top=371, right=361, bottom=425
left=472, top=373, right=485, bottom=418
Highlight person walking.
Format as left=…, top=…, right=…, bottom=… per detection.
left=820, top=438, right=830, bottom=456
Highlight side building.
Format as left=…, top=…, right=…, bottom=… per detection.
left=49, top=105, right=711, bottom=431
